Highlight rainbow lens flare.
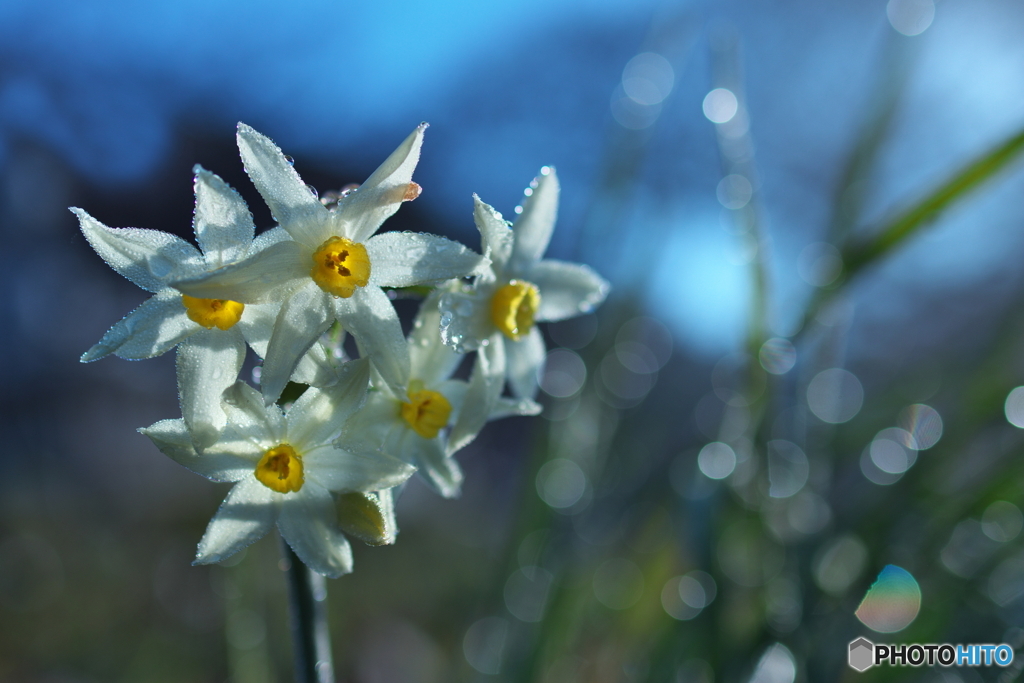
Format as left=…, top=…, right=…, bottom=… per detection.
left=855, top=565, right=921, bottom=633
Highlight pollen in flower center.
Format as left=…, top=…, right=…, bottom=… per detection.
left=490, top=280, right=541, bottom=340
left=181, top=294, right=245, bottom=330
left=310, top=236, right=371, bottom=298
left=400, top=380, right=452, bottom=439
left=255, top=443, right=304, bottom=493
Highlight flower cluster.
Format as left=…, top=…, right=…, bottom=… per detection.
left=76, top=123, right=609, bottom=577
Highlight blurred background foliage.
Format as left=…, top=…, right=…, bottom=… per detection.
left=4, top=0, right=1024, bottom=681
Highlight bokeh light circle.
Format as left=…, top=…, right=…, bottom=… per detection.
left=897, top=404, right=942, bottom=449
left=759, top=337, right=797, bottom=375
left=1005, top=388, right=1024, bottom=428
left=697, top=442, right=736, bottom=480
left=807, top=368, right=863, bottom=424
left=703, top=88, right=738, bottom=123
left=887, top=0, right=935, bottom=36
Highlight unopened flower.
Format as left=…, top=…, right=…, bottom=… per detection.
left=438, top=168, right=609, bottom=400
left=141, top=359, right=415, bottom=577
left=174, top=123, right=487, bottom=405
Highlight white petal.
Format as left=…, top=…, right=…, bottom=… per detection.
left=235, top=301, right=281, bottom=359
left=409, top=291, right=464, bottom=386
left=82, top=291, right=197, bottom=362
left=491, top=396, right=543, bottom=419
left=177, top=328, right=246, bottom=450
left=343, top=392, right=401, bottom=450
left=251, top=225, right=292, bottom=251
left=173, top=239, right=308, bottom=304
left=506, top=327, right=545, bottom=400
left=305, top=444, right=415, bottom=493
left=437, top=379, right=469, bottom=419
left=222, top=381, right=286, bottom=446
left=287, top=358, right=370, bottom=450
left=336, top=124, right=426, bottom=243
left=73, top=208, right=204, bottom=292
left=277, top=484, right=353, bottom=578
left=527, top=260, right=610, bottom=321
left=437, top=285, right=495, bottom=353
left=473, top=194, right=514, bottom=274
left=335, top=286, right=410, bottom=395
left=195, top=477, right=277, bottom=564
left=139, top=418, right=254, bottom=482
left=193, top=165, right=255, bottom=268
left=448, top=341, right=506, bottom=454
left=509, top=168, right=559, bottom=273
left=236, top=123, right=329, bottom=248
left=290, top=341, right=345, bottom=388
left=260, top=284, right=335, bottom=405
left=405, top=436, right=463, bottom=499
left=366, top=232, right=486, bottom=288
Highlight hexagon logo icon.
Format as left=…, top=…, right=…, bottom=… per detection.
left=848, top=637, right=874, bottom=672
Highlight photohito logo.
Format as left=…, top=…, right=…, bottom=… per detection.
left=848, top=637, right=1015, bottom=671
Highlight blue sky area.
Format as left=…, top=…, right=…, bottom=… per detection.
left=3, top=0, right=1024, bottom=355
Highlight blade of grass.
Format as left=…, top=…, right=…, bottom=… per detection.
left=843, top=125, right=1024, bottom=275
left=824, top=35, right=912, bottom=247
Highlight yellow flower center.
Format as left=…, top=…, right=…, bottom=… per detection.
left=310, top=236, right=371, bottom=298
left=400, top=380, right=452, bottom=439
left=490, top=280, right=541, bottom=340
left=181, top=295, right=245, bottom=330
left=254, top=443, right=304, bottom=493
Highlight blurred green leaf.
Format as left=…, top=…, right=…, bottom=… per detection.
left=844, top=126, right=1024, bottom=274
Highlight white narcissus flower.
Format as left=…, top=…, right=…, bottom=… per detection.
left=438, top=168, right=609, bottom=408
left=75, top=166, right=286, bottom=448
left=173, top=123, right=487, bottom=405
left=347, top=294, right=540, bottom=498
left=141, top=359, right=415, bottom=578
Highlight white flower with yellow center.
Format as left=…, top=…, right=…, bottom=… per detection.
left=346, top=294, right=540, bottom=498
left=75, top=166, right=290, bottom=448
left=173, top=123, right=487, bottom=405
left=141, top=359, right=415, bottom=578
left=438, top=168, right=609, bottom=403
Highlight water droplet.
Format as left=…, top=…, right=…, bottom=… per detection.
left=306, top=185, right=319, bottom=199
left=285, top=155, right=295, bottom=166
left=523, top=188, right=534, bottom=197
left=211, top=367, right=223, bottom=380
left=148, top=256, right=173, bottom=279
left=440, top=312, right=453, bottom=327
left=455, top=301, right=473, bottom=317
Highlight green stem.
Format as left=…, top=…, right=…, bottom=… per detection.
left=281, top=537, right=334, bottom=683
